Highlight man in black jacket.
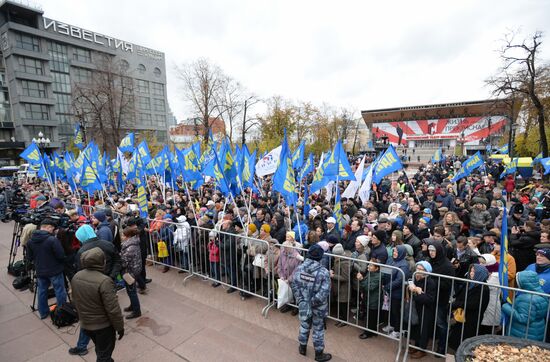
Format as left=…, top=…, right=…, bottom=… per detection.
left=428, top=242, right=455, bottom=355
left=270, top=213, right=287, bottom=244
left=343, top=220, right=362, bottom=252
left=27, top=218, right=67, bottom=319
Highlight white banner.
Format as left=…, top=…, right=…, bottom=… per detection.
left=342, top=155, right=366, bottom=199
left=358, top=163, right=374, bottom=204
left=255, top=145, right=282, bottom=177
left=117, top=147, right=130, bottom=175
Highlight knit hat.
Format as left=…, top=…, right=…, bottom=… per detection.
left=75, top=225, right=97, bottom=243
left=261, top=224, right=271, bottom=234
left=403, top=244, right=414, bottom=257
left=317, top=241, right=330, bottom=251
left=35, top=195, right=47, bottom=201
left=419, top=217, right=430, bottom=225
left=49, top=198, right=65, bottom=209
left=357, top=235, right=369, bottom=247
left=306, top=244, right=324, bottom=261
left=332, top=243, right=344, bottom=256
left=536, top=248, right=550, bottom=261
left=93, top=210, right=106, bottom=222
left=373, top=230, right=386, bottom=243
left=416, top=260, right=432, bottom=273
left=248, top=223, right=257, bottom=233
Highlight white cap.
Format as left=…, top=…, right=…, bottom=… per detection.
left=325, top=217, right=336, bottom=224
left=309, top=209, right=318, bottom=217
left=206, top=200, right=215, bottom=207
left=177, top=215, right=187, bottom=223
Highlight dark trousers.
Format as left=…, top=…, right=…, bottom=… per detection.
left=390, top=298, right=402, bottom=332
left=125, top=282, right=141, bottom=313
left=138, top=253, right=147, bottom=289
left=83, top=326, right=116, bottom=362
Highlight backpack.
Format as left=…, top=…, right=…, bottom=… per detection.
left=12, top=275, right=31, bottom=290
left=50, top=302, right=79, bottom=328
left=7, top=260, right=26, bottom=276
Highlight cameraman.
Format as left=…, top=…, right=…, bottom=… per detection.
left=26, top=218, right=67, bottom=319
left=510, top=221, right=540, bottom=272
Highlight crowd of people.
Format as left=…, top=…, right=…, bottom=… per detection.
left=4, top=154, right=550, bottom=361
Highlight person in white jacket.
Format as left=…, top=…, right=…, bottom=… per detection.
left=174, top=215, right=191, bottom=272
left=480, top=253, right=502, bottom=334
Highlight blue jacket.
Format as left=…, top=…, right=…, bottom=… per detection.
left=502, top=270, right=549, bottom=341
left=384, top=245, right=411, bottom=300
left=96, top=221, right=113, bottom=242
left=525, top=263, right=550, bottom=294
left=27, top=230, right=66, bottom=278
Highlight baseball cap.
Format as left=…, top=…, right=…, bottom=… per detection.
left=325, top=217, right=336, bottom=224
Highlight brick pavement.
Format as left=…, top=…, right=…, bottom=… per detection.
left=0, top=221, right=438, bottom=361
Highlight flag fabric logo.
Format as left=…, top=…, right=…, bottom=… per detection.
left=119, top=133, right=135, bottom=153
left=498, top=206, right=510, bottom=303
left=74, top=123, right=84, bottom=150
left=20, top=143, right=42, bottom=165
left=450, top=151, right=483, bottom=182
left=372, top=145, right=403, bottom=184
left=273, top=131, right=297, bottom=206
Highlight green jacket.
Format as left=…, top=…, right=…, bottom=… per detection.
left=71, top=247, right=124, bottom=332
left=360, top=270, right=382, bottom=310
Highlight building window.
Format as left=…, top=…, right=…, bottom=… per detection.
left=73, top=67, right=93, bottom=84
left=151, top=82, right=164, bottom=97
left=14, top=32, right=40, bottom=52
left=139, top=113, right=152, bottom=126
left=52, top=72, right=71, bottom=93
left=24, top=103, right=50, bottom=120
left=137, top=64, right=146, bottom=73
left=18, top=57, right=43, bottom=75
left=73, top=47, right=91, bottom=63
left=27, top=125, right=53, bottom=140
left=119, top=59, right=129, bottom=71
left=154, top=114, right=165, bottom=127
left=136, top=79, right=149, bottom=94
left=47, top=41, right=69, bottom=73
left=137, top=96, right=150, bottom=111
left=152, top=98, right=165, bottom=112
left=54, top=93, right=72, bottom=114
left=153, top=67, right=161, bottom=77
left=21, top=80, right=46, bottom=98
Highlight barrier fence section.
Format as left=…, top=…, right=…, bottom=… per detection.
left=268, top=243, right=407, bottom=362
left=403, top=270, right=550, bottom=360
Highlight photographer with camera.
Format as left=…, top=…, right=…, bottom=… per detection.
left=26, top=217, right=67, bottom=319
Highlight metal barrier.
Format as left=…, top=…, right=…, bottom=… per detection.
left=268, top=243, right=408, bottom=362
left=146, top=218, right=192, bottom=274
left=403, top=270, right=550, bottom=360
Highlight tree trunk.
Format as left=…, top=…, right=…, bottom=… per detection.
left=537, top=110, right=548, bottom=157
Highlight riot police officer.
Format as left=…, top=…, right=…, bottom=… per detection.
left=291, top=244, right=332, bottom=361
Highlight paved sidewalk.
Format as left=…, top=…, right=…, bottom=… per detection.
left=0, top=221, right=412, bottom=361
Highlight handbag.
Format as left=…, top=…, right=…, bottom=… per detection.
left=157, top=240, right=169, bottom=258
left=382, top=291, right=390, bottom=311
left=252, top=253, right=265, bottom=268
left=404, top=299, right=419, bottom=326
left=453, top=307, right=466, bottom=323
left=122, top=272, right=135, bottom=285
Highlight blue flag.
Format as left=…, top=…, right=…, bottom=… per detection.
left=498, top=206, right=510, bottom=304
left=496, top=144, right=509, bottom=154
left=451, top=151, right=483, bottom=182
left=540, top=157, right=550, bottom=175
left=74, top=123, right=84, bottom=150
left=272, top=131, right=297, bottom=206
left=500, top=158, right=518, bottom=179
left=119, top=133, right=135, bottom=153
left=372, top=145, right=404, bottom=184
left=80, top=157, right=102, bottom=193
left=136, top=175, right=149, bottom=218
left=432, top=148, right=444, bottom=163
left=136, top=140, right=152, bottom=164
left=333, top=185, right=344, bottom=231
left=292, top=140, right=305, bottom=169
left=298, top=153, right=314, bottom=182
left=20, top=143, right=42, bottom=165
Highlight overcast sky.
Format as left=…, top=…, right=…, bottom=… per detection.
left=45, top=0, right=550, bottom=120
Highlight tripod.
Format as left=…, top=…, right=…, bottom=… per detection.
left=7, top=221, right=23, bottom=269
left=30, top=272, right=72, bottom=312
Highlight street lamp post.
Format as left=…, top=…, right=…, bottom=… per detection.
left=32, top=131, right=51, bottom=153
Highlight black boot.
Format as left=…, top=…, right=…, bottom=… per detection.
left=299, top=344, right=307, bottom=356
left=315, top=350, right=332, bottom=362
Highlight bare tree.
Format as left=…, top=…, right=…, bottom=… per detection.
left=217, top=76, right=244, bottom=144
left=239, top=95, right=261, bottom=145
left=175, top=58, right=226, bottom=144
left=487, top=31, right=549, bottom=157
left=73, top=55, right=135, bottom=153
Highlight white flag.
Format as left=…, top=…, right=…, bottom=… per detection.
left=358, top=163, right=374, bottom=204
left=117, top=147, right=130, bottom=175
left=325, top=181, right=334, bottom=201
left=342, top=155, right=366, bottom=199
left=255, top=145, right=282, bottom=177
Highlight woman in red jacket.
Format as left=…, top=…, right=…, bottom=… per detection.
left=503, top=175, right=515, bottom=202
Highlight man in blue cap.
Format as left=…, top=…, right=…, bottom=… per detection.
left=92, top=210, right=113, bottom=242
left=291, top=244, right=332, bottom=361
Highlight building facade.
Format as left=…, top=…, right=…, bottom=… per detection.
left=170, top=117, right=226, bottom=146
left=0, top=1, right=170, bottom=164
left=361, top=99, right=512, bottom=162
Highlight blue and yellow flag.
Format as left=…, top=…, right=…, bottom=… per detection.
left=298, top=153, right=314, bottom=182
left=176, top=147, right=203, bottom=190
left=323, top=141, right=355, bottom=181
left=291, top=140, right=305, bottom=170
left=74, top=123, right=84, bottom=150
left=310, top=151, right=331, bottom=194
left=496, top=144, right=509, bottom=154
left=432, top=148, right=444, bottom=163
left=272, top=131, right=297, bottom=206
left=333, top=184, right=344, bottom=231
left=80, top=157, right=102, bottom=193
left=499, top=158, right=518, bottom=179
left=451, top=151, right=483, bottom=182
left=136, top=175, right=149, bottom=218
left=498, top=205, right=510, bottom=303
left=540, top=157, right=550, bottom=175
left=20, top=142, right=42, bottom=165
left=372, top=145, right=404, bottom=184
left=119, top=133, right=135, bottom=153
left=136, top=140, right=152, bottom=164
